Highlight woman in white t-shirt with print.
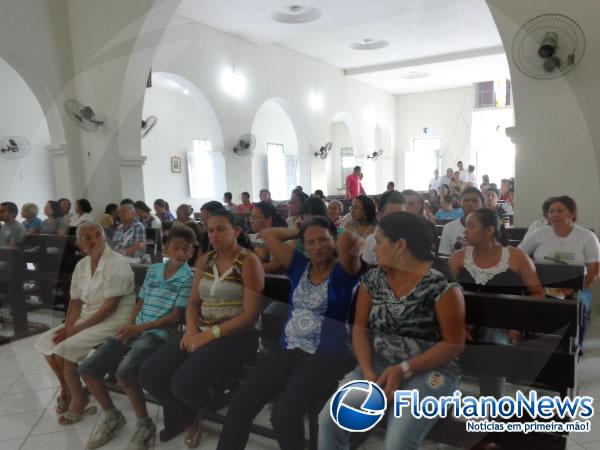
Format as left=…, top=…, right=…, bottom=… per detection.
left=519, top=196, right=600, bottom=348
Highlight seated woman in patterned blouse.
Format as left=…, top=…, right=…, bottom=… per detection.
left=319, top=212, right=465, bottom=450
left=216, top=216, right=362, bottom=450
left=449, top=208, right=543, bottom=397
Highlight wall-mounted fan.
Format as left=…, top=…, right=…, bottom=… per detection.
left=0, top=136, right=31, bottom=159
left=64, top=99, right=104, bottom=132
left=367, top=149, right=383, bottom=161
left=511, top=13, right=585, bottom=80
left=141, top=116, right=158, bottom=139
left=314, top=141, right=332, bottom=159
left=233, top=133, right=256, bottom=157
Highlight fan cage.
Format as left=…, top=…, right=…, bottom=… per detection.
left=511, top=13, right=585, bottom=80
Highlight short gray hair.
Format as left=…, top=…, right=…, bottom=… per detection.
left=328, top=200, right=343, bottom=210
left=22, top=202, right=39, bottom=216
left=76, top=221, right=105, bottom=240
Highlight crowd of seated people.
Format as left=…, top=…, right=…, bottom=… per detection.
left=428, top=164, right=515, bottom=224
left=0, top=181, right=599, bottom=450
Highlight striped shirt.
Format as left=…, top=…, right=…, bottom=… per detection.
left=136, top=262, right=193, bottom=338
left=198, top=248, right=250, bottom=328
left=111, top=219, right=146, bottom=260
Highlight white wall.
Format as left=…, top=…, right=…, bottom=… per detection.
left=0, top=0, right=80, bottom=200
left=0, top=57, right=54, bottom=210
left=488, top=0, right=600, bottom=231
left=251, top=101, right=299, bottom=201
left=396, top=86, right=475, bottom=189
left=141, top=72, right=225, bottom=209
left=149, top=15, right=397, bottom=200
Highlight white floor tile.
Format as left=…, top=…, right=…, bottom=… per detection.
left=29, top=407, right=98, bottom=439
left=21, top=427, right=95, bottom=450
left=0, top=359, right=31, bottom=379
left=6, top=370, right=60, bottom=394
left=0, top=388, right=56, bottom=416
left=0, top=376, right=18, bottom=397
left=0, top=437, right=25, bottom=450
left=0, top=410, right=44, bottom=441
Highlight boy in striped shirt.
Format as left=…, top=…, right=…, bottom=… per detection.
left=78, top=225, right=195, bottom=450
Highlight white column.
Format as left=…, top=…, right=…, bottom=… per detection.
left=120, top=155, right=147, bottom=201
left=45, top=144, right=74, bottom=200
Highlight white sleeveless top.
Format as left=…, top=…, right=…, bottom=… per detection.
left=464, top=246, right=510, bottom=285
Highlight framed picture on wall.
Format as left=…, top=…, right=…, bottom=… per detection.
left=170, top=156, right=182, bottom=173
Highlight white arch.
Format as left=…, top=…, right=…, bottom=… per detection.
left=141, top=71, right=226, bottom=206
left=251, top=97, right=308, bottom=200
left=0, top=49, right=66, bottom=146
left=0, top=55, right=55, bottom=207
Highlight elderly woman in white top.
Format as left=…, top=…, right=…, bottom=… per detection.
left=35, top=222, right=135, bottom=425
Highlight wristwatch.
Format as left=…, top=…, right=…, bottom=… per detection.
left=399, top=361, right=413, bottom=380
left=211, top=325, right=221, bottom=339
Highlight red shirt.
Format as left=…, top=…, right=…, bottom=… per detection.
left=345, top=173, right=361, bottom=199
left=235, top=203, right=254, bottom=214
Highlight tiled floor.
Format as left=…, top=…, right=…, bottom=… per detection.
left=1, top=308, right=600, bottom=449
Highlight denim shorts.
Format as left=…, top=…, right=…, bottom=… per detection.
left=78, top=332, right=167, bottom=383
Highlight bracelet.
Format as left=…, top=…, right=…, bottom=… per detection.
left=399, top=361, right=413, bottom=380
left=211, top=325, right=221, bottom=339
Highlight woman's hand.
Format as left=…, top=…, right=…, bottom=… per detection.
left=376, top=365, right=405, bottom=399
left=185, top=330, right=214, bottom=353
left=179, top=328, right=199, bottom=352
left=116, top=324, right=141, bottom=344
left=52, top=325, right=79, bottom=344
left=362, top=369, right=378, bottom=383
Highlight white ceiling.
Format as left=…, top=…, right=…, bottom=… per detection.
left=177, top=0, right=509, bottom=94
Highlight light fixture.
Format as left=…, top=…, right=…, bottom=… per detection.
left=399, top=71, right=430, bottom=79
left=221, top=69, right=247, bottom=98
left=183, top=89, right=190, bottom=95
left=271, top=5, right=321, bottom=24
left=308, top=91, right=323, bottom=110
left=350, top=39, right=389, bottom=50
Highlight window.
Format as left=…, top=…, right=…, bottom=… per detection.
left=187, top=139, right=225, bottom=199
left=267, top=143, right=286, bottom=200
left=341, top=147, right=354, bottom=184
left=405, top=137, right=441, bottom=191
left=285, top=154, right=298, bottom=197
left=471, top=108, right=515, bottom=184
left=475, top=80, right=512, bottom=108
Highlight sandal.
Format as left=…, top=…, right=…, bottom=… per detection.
left=183, top=419, right=202, bottom=449
left=58, top=405, right=97, bottom=425
left=56, top=397, right=68, bottom=415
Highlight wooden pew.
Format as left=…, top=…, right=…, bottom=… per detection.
left=144, top=228, right=162, bottom=263
left=0, top=247, right=49, bottom=342
left=21, top=234, right=83, bottom=310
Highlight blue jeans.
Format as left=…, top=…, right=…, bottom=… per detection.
left=476, top=327, right=510, bottom=398
left=578, top=288, right=592, bottom=347
left=318, top=356, right=458, bottom=450
left=78, top=333, right=166, bottom=383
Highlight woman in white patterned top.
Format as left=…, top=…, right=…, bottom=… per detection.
left=139, top=209, right=263, bottom=447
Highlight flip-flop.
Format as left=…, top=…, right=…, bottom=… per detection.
left=56, top=397, right=68, bottom=415
left=183, top=419, right=202, bottom=449
left=58, top=405, right=97, bottom=425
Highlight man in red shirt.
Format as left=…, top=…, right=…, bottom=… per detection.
left=235, top=191, right=255, bottom=214
left=345, top=166, right=362, bottom=199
